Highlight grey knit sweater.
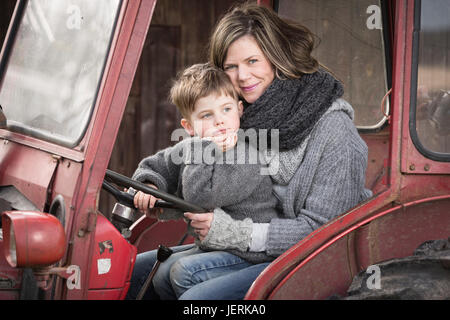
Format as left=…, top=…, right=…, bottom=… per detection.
left=203, top=99, right=373, bottom=261
left=132, top=136, right=279, bottom=263
left=265, top=99, right=372, bottom=257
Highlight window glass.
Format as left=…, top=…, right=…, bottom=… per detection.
left=415, top=0, right=450, bottom=155
left=0, top=0, right=121, bottom=147
left=277, top=0, right=389, bottom=129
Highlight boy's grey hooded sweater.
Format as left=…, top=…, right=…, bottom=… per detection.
left=132, top=136, right=280, bottom=263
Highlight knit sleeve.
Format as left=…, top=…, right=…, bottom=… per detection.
left=265, top=112, right=371, bottom=257
left=131, top=142, right=185, bottom=194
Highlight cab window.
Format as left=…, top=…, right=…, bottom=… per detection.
left=277, top=0, right=390, bottom=130
left=412, top=0, right=450, bottom=159
left=0, top=0, right=121, bottom=147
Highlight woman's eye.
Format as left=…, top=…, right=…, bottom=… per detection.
left=224, top=65, right=236, bottom=71
left=249, top=59, right=257, bottom=64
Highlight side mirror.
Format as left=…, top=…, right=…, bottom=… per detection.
left=1, top=211, right=66, bottom=267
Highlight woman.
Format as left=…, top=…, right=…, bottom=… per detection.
left=126, top=2, right=372, bottom=300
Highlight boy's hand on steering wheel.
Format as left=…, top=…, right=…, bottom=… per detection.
left=133, top=184, right=163, bottom=220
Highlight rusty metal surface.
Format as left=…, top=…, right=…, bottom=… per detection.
left=256, top=196, right=450, bottom=300
left=0, top=140, right=57, bottom=211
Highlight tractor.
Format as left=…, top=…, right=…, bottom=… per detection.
left=0, top=0, right=448, bottom=301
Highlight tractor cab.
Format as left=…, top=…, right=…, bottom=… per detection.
left=0, top=0, right=152, bottom=299
left=0, top=0, right=448, bottom=301
left=246, top=0, right=450, bottom=299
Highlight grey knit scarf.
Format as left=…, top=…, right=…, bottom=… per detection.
left=240, top=69, right=344, bottom=151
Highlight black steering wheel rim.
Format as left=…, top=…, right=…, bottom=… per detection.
left=102, top=169, right=206, bottom=213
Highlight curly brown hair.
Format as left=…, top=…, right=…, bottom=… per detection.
left=209, top=2, right=320, bottom=79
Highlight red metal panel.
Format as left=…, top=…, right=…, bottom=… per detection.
left=361, top=131, right=390, bottom=193
left=402, top=143, right=450, bottom=174
left=88, top=214, right=136, bottom=293
left=359, top=197, right=450, bottom=264
left=131, top=217, right=193, bottom=253
left=269, top=236, right=352, bottom=300
left=398, top=173, right=450, bottom=203
left=49, top=159, right=83, bottom=238
left=0, top=140, right=57, bottom=210
left=352, top=224, right=372, bottom=271
left=0, top=131, right=85, bottom=162
left=65, top=0, right=156, bottom=299
left=255, top=196, right=450, bottom=300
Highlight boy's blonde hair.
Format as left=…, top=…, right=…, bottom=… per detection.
left=170, top=63, right=238, bottom=119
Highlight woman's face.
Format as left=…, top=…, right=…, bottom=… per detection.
left=223, top=35, right=275, bottom=104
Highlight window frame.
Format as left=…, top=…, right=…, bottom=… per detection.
left=409, top=0, right=450, bottom=162
left=0, top=0, right=123, bottom=148
left=273, top=0, right=393, bottom=133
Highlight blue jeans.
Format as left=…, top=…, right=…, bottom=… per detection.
left=126, top=244, right=270, bottom=300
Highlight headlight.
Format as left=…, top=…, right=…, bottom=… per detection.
left=1, top=211, right=66, bottom=268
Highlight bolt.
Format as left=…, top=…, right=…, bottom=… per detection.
left=424, top=164, right=430, bottom=171
left=52, top=155, right=61, bottom=163
left=409, top=164, right=415, bottom=171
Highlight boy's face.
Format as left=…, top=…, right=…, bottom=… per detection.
left=181, top=93, right=243, bottom=140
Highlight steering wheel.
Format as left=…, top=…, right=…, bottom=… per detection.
left=102, top=169, right=206, bottom=213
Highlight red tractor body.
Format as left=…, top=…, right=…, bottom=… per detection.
left=0, top=0, right=448, bottom=300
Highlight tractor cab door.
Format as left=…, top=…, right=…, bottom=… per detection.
left=0, top=0, right=156, bottom=299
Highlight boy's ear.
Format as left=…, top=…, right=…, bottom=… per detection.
left=238, top=100, right=244, bottom=117
left=180, top=118, right=195, bottom=136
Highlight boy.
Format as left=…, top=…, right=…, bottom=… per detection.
left=131, top=63, right=279, bottom=299
left=130, top=63, right=278, bottom=298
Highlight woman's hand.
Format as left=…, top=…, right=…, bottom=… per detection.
left=184, top=211, right=214, bottom=241
left=133, top=184, right=163, bottom=219
left=190, top=208, right=253, bottom=252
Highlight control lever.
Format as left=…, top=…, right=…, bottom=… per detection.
left=136, top=245, right=173, bottom=300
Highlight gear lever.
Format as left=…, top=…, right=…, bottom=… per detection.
left=136, top=245, right=173, bottom=300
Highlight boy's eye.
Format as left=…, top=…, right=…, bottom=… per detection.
left=223, top=107, right=232, bottom=112
left=200, top=113, right=212, bottom=119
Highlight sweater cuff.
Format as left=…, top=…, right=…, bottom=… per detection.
left=200, top=208, right=252, bottom=252
left=249, top=223, right=269, bottom=252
